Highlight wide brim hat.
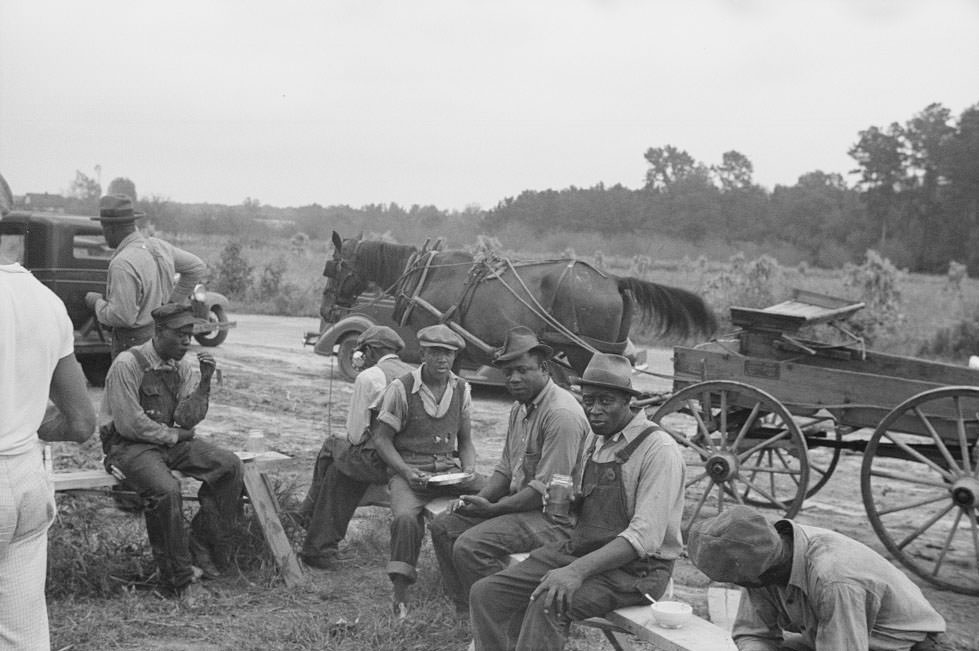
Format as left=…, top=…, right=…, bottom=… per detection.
left=417, top=324, right=465, bottom=351
left=575, top=352, right=642, bottom=397
left=356, top=325, right=405, bottom=352
left=687, top=505, right=782, bottom=585
left=151, top=303, right=207, bottom=330
left=492, top=326, right=553, bottom=365
left=92, top=194, right=145, bottom=223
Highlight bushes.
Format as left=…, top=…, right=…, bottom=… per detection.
left=213, top=240, right=254, bottom=299
left=842, top=250, right=905, bottom=346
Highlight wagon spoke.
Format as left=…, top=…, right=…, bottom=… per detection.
left=737, top=430, right=789, bottom=462
left=953, top=396, right=972, bottom=475
left=685, top=471, right=709, bottom=489
left=773, top=448, right=801, bottom=488
left=809, top=460, right=832, bottom=480
left=768, top=450, right=777, bottom=498
left=896, top=502, right=956, bottom=550
left=869, top=468, right=951, bottom=490
left=699, top=391, right=717, bottom=451
left=660, top=423, right=711, bottom=459
left=932, top=508, right=964, bottom=577
left=969, top=511, right=979, bottom=573
left=730, top=402, right=762, bottom=452
left=716, top=483, right=725, bottom=512
left=734, top=476, right=789, bottom=511
left=914, top=406, right=961, bottom=475
left=877, top=493, right=950, bottom=516
left=879, top=430, right=955, bottom=483
left=686, top=399, right=714, bottom=449
left=719, top=391, right=728, bottom=448
left=684, top=479, right=715, bottom=538
left=737, top=465, right=803, bottom=475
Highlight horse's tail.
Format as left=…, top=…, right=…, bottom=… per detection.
left=615, top=277, right=717, bottom=340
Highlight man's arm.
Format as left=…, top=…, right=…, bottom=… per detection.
left=169, top=245, right=206, bottom=303
left=730, top=589, right=784, bottom=651
left=810, top=582, right=876, bottom=650
left=92, top=263, right=141, bottom=328
left=372, top=421, right=430, bottom=488
left=38, top=354, right=96, bottom=442
left=456, top=411, right=476, bottom=473
left=172, top=352, right=215, bottom=428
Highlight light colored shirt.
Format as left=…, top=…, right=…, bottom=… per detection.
left=102, top=339, right=202, bottom=446
left=0, top=263, right=75, bottom=455
left=575, top=410, right=685, bottom=560
left=494, top=379, right=589, bottom=496
left=376, top=364, right=471, bottom=432
left=345, top=353, right=399, bottom=444
left=733, top=521, right=945, bottom=651
left=94, top=232, right=205, bottom=329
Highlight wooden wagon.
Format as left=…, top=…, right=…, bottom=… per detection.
left=648, top=289, right=979, bottom=596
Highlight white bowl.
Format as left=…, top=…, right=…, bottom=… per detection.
left=650, top=600, right=693, bottom=628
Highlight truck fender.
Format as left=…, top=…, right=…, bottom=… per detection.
left=312, top=315, right=375, bottom=357
left=202, top=291, right=230, bottom=310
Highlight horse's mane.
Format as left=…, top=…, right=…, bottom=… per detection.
left=351, top=240, right=418, bottom=290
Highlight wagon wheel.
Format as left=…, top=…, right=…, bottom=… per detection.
left=795, top=414, right=843, bottom=499
left=861, top=386, right=979, bottom=596
left=651, top=381, right=809, bottom=540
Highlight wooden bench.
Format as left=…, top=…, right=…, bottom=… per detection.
left=423, top=498, right=736, bottom=651
left=51, top=450, right=303, bottom=587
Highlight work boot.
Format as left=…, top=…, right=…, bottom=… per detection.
left=190, top=535, right=223, bottom=580
left=177, top=579, right=209, bottom=608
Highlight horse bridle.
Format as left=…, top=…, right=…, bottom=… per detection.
left=323, top=242, right=364, bottom=308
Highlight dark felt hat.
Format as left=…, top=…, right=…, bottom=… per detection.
left=356, top=325, right=405, bottom=352
left=492, top=326, right=553, bottom=365
left=417, top=324, right=465, bottom=351
left=687, top=506, right=782, bottom=585
left=151, top=303, right=206, bottom=330
left=575, top=353, right=641, bottom=397
left=92, top=194, right=145, bottom=223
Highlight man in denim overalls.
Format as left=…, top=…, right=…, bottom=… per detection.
left=101, top=303, right=243, bottom=603
left=470, top=353, right=685, bottom=651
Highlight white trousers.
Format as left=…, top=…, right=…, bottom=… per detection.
left=0, top=445, right=55, bottom=651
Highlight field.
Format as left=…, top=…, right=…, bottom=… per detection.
left=43, top=231, right=979, bottom=650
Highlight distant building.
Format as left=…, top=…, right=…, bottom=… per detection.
left=21, top=193, right=66, bottom=212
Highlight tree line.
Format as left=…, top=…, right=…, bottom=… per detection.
left=48, top=100, right=979, bottom=274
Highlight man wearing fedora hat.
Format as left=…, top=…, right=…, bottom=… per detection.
left=470, top=353, right=685, bottom=651
left=370, top=324, right=482, bottom=618
left=429, top=325, right=589, bottom=615
left=100, top=303, right=243, bottom=604
left=299, top=325, right=413, bottom=569
left=85, top=194, right=206, bottom=357
left=687, top=506, right=946, bottom=651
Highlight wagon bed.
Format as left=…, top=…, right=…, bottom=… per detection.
left=650, top=289, right=979, bottom=596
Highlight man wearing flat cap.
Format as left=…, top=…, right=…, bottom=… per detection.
left=100, top=303, right=243, bottom=604
left=299, top=325, right=413, bottom=568
left=688, top=505, right=946, bottom=651
left=471, top=353, right=685, bottom=651
left=370, top=323, right=481, bottom=618
left=429, top=325, right=589, bottom=615
left=86, top=194, right=206, bottom=357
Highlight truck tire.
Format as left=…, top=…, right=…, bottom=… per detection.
left=336, top=332, right=361, bottom=381
left=194, top=305, right=229, bottom=347
left=80, top=354, right=111, bottom=387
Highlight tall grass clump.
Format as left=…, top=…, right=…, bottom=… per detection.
left=213, top=239, right=254, bottom=299
left=842, top=249, right=905, bottom=346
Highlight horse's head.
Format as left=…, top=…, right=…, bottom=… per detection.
left=321, top=231, right=369, bottom=310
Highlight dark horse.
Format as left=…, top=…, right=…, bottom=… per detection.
left=323, top=232, right=716, bottom=377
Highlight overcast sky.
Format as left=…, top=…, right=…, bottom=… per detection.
left=2, top=0, right=977, bottom=211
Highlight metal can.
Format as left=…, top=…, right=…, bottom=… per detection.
left=245, top=429, right=267, bottom=453
left=545, top=473, right=574, bottom=519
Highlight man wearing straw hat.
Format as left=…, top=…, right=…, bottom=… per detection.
left=86, top=194, right=206, bottom=357
left=470, top=353, right=685, bottom=651
left=429, top=325, right=589, bottom=615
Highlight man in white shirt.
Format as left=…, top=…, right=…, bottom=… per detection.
left=300, top=325, right=412, bottom=569
left=1, top=238, right=96, bottom=650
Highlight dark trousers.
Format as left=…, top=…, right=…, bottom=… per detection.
left=470, top=544, right=672, bottom=651
left=107, top=438, right=244, bottom=589
left=109, top=324, right=155, bottom=358
left=429, top=509, right=571, bottom=609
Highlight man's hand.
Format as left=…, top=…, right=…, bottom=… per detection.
left=456, top=494, right=496, bottom=517
left=175, top=427, right=195, bottom=442
left=403, top=467, right=431, bottom=490
left=84, top=292, right=102, bottom=311
left=197, top=352, right=216, bottom=382
left=530, top=565, right=586, bottom=619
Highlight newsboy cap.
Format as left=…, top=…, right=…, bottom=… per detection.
left=92, top=194, right=145, bottom=223
left=417, top=324, right=465, bottom=351
left=492, top=326, right=553, bottom=365
left=575, top=353, right=641, bottom=397
left=151, top=303, right=206, bottom=330
left=356, top=325, right=405, bottom=352
left=687, top=505, right=782, bottom=585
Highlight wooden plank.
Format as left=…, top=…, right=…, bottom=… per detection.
left=603, top=606, right=737, bottom=651
left=241, top=463, right=303, bottom=587
left=706, top=585, right=741, bottom=632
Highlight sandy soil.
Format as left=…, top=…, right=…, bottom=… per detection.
left=82, top=313, right=979, bottom=648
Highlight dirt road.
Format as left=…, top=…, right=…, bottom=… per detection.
left=86, top=313, right=979, bottom=648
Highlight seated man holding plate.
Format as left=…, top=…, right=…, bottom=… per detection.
left=370, top=324, right=482, bottom=618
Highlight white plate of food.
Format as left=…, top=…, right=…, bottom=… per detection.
left=427, top=472, right=473, bottom=486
